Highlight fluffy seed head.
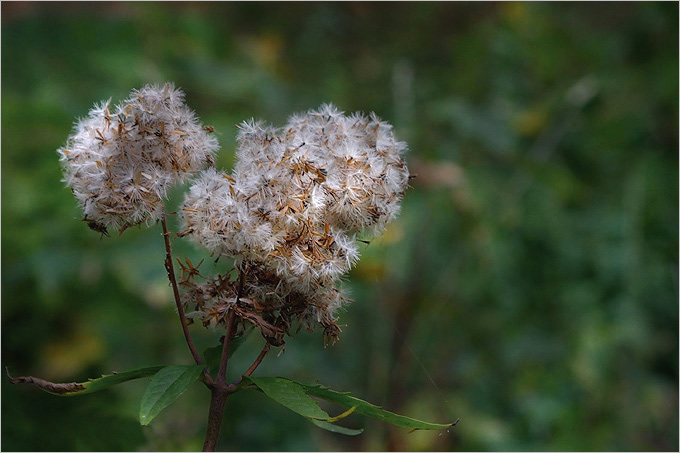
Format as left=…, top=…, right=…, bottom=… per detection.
left=58, top=83, right=219, bottom=231
left=182, top=104, right=409, bottom=336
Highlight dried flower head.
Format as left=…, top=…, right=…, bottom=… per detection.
left=181, top=104, right=410, bottom=341
left=58, top=83, right=219, bottom=232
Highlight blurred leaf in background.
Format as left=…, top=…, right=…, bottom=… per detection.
left=2, top=2, right=677, bottom=451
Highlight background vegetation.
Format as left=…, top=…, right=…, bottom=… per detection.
left=2, top=2, right=677, bottom=451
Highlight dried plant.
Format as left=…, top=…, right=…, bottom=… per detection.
left=9, top=83, right=455, bottom=451
left=181, top=104, right=410, bottom=343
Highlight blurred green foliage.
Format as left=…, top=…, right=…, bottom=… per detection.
left=2, top=2, right=677, bottom=451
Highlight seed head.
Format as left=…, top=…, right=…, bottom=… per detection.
left=58, top=83, right=219, bottom=232
left=182, top=104, right=409, bottom=337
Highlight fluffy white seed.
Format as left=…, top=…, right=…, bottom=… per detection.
left=58, top=83, right=219, bottom=231
left=181, top=104, right=409, bottom=327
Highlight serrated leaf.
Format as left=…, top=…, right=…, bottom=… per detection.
left=246, top=376, right=455, bottom=432
left=246, top=376, right=364, bottom=436
left=247, top=376, right=329, bottom=419
left=139, top=365, right=204, bottom=426
left=304, top=381, right=454, bottom=430
left=7, top=366, right=165, bottom=396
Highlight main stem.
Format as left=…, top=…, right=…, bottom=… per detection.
left=161, top=218, right=272, bottom=450
left=202, top=386, right=230, bottom=452
left=202, top=315, right=235, bottom=452
left=202, top=268, right=244, bottom=452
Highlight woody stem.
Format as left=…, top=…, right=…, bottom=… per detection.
left=202, top=267, right=247, bottom=451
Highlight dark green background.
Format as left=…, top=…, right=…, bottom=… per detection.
left=2, top=2, right=677, bottom=451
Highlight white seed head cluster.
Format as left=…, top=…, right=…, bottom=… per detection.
left=181, top=104, right=409, bottom=334
left=58, top=83, right=219, bottom=232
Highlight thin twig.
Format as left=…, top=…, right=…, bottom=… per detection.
left=226, top=341, right=272, bottom=391
left=161, top=214, right=203, bottom=368
left=243, top=342, right=271, bottom=377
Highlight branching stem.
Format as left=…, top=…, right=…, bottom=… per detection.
left=217, top=311, right=237, bottom=385
left=202, top=266, right=248, bottom=451
left=243, top=343, right=271, bottom=378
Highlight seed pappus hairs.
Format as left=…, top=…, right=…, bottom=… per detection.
left=58, top=83, right=219, bottom=232
left=181, top=104, right=410, bottom=341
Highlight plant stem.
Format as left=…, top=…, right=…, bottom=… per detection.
left=161, top=214, right=203, bottom=367
left=202, top=316, right=235, bottom=452
left=217, top=311, right=237, bottom=385
left=243, top=343, right=270, bottom=378
left=202, top=267, right=247, bottom=451
left=203, top=387, right=229, bottom=452
left=226, top=342, right=271, bottom=391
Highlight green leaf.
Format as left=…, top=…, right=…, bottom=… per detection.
left=139, top=365, right=204, bottom=426
left=309, top=418, right=364, bottom=436
left=7, top=366, right=165, bottom=396
left=303, top=381, right=454, bottom=431
left=245, top=376, right=454, bottom=432
left=247, top=376, right=329, bottom=419
left=246, top=376, right=364, bottom=436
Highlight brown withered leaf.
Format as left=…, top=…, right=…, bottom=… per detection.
left=6, top=368, right=85, bottom=395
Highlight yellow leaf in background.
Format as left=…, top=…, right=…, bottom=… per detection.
left=513, top=108, right=548, bottom=138
left=354, top=260, right=386, bottom=280
left=39, top=325, right=105, bottom=380
left=240, top=32, right=283, bottom=72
